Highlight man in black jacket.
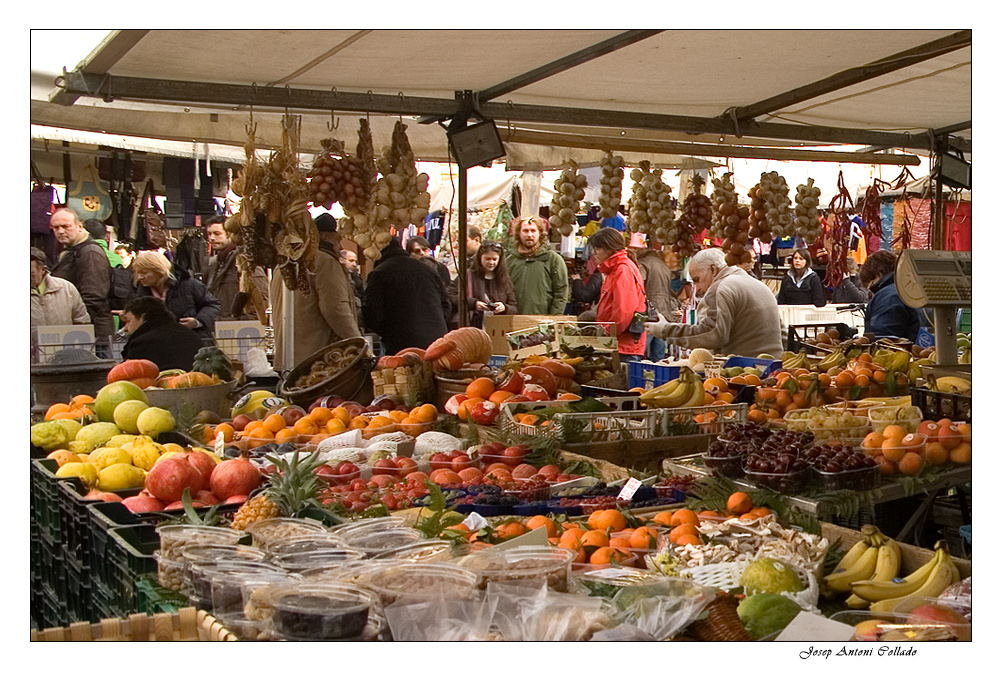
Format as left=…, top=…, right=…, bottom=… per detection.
left=49, top=207, right=115, bottom=356
left=363, top=238, right=450, bottom=355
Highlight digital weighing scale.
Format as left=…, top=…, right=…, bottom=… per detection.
left=895, top=249, right=972, bottom=365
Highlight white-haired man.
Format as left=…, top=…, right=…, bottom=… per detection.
left=644, top=247, right=782, bottom=358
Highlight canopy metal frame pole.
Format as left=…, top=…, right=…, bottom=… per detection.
left=457, top=165, right=468, bottom=328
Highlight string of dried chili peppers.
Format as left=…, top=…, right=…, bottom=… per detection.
left=823, top=171, right=854, bottom=288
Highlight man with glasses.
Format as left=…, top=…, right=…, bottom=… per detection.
left=406, top=235, right=451, bottom=289
left=644, top=247, right=782, bottom=358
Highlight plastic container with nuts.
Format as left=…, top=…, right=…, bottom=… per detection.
left=208, top=566, right=291, bottom=617
left=157, top=524, right=243, bottom=563
left=454, top=546, right=576, bottom=592
left=154, top=551, right=189, bottom=594
left=268, top=583, right=376, bottom=641
left=245, top=517, right=328, bottom=549
left=273, top=549, right=367, bottom=573
left=336, top=526, right=424, bottom=557
left=261, top=533, right=348, bottom=558
left=369, top=540, right=454, bottom=563
left=361, top=562, right=479, bottom=606
left=188, top=559, right=285, bottom=611
left=868, top=405, right=923, bottom=434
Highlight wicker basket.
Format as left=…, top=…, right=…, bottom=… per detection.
left=30, top=607, right=237, bottom=642
left=679, top=558, right=820, bottom=610
left=370, top=362, right=435, bottom=407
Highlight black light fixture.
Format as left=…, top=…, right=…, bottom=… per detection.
left=447, top=118, right=506, bottom=170
left=933, top=151, right=972, bottom=190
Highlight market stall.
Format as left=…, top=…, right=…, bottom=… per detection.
left=29, top=29, right=972, bottom=643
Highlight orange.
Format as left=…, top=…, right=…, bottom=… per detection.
left=715, top=391, right=736, bottom=404
left=897, top=452, right=924, bottom=476
left=668, top=523, right=700, bottom=544
left=834, top=371, right=855, bottom=388
left=309, top=433, right=332, bottom=445
left=348, top=416, right=368, bottom=430
left=881, top=425, right=907, bottom=442
left=262, top=413, right=287, bottom=434
left=214, top=422, right=235, bottom=443
left=309, top=406, right=333, bottom=424
left=854, top=374, right=871, bottom=387
left=793, top=368, right=811, bottom=379
left=726, top=492, right=753, bottom=515
left=858, top=352, right=873, bottom=363
left=411, top=403, right=439, bottom=423
left=386, top=409, right=409, bottom=423
left=580, top=530, right=610, bottom=550
left=881, top=439, right=906, bottom=462
left=587, top=508, right=628, bottom=533
left=949, top=442, right=971, bottom=464
left=862, top=431, right=885, bottom=449
left=956, top=423, right=972, bottom=441
left=446, top=523, right=471, bottom=534
left=817, top=373, right=832, bottom=387
left=365, top=415, right=393, bottom=429
left=674, top=534, right=702, bottom=547
left=524, top=515, right=558, bottom=538
left=748, top=408, right=767, bottom=424
left=489, top=390, right=516, bottom=405
left=70, top=394, right=95, bottom=407
left=729, top=375, right=747, bottom=385
left=519, top=414, right=539, bottom=427
left=901, top=433, right=925, bottom=448
left=743, top=373, right=762, bottom=387
left=331, top=407, right=351, bottom=425
left=924, top=441, right=949, bottom=466
left=704, top=377, right=728, bottom=394
left=703, top=392, right=716, bottom=406
left=292, top=417, right=320, bottom=435
left=243, top=420, right=264, bottom=434
left=609, top=536, right=633, bottom=550
left=775, top=390, right=792, bottom=409
left=559, top=528, right=586, bottom=547
left=465, top=377, right=496, bottom=401
left=872, top=369, right=887, bottom=384
left=247, top=426, right=274, bottom=439
left=589, top=546, right=628, bottom=566
left=670, top=509, right=700, bottom=527
left=494, top=522, right=527, bottom=540
left=274, top=428, right=299, bottom=442
left=45, top=403, right=73, bottom=420
left=457, top=397, right=485, bottom=422
left=629, top=526, right=658, bottom=550
left=652, top=511, right=674, bottom=526
left=748, top=506, right=771, bottom=518
left=325, top=418, right=348, bottom=435
left=936, top=424, right=961, bottom=450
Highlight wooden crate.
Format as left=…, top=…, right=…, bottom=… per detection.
left=30, top=607, right=238, bottom=642
left=820, top=522, right=971, bottom=579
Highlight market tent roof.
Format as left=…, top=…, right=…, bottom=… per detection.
left=31, top=29, right=971, bottom=171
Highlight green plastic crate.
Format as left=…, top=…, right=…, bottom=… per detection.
left=64, top=553, right=95, bottom=624
left=103, top=524, right=160, bottom=615
left=30, top=459, right=64, bottom=546
left=135, top=577, right=190, bottom=615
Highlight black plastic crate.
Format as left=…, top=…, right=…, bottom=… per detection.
left=786, top=323, right=859, bottom=354
left=37, top=529, right=65, bottom=596
left=103, top=524, right=160, bottom=615
left=57, top=478, right=95, bottom=569
left=87, top=500, right=144, bottom=593
left=40, top=586, right=66, bottom=631
left=911, top=387, right=972, bottom=423
left=30, top=459, right=64, bottom=546
left=30, top=579, right=45, bottom=630
left=90, top=581, right=126, bottom=621
left=64, top=553, right=94, bottom=624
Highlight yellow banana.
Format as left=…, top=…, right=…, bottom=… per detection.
left=867, top=549, right=959, bottom=613
left=650, top=378, right=692, bottom=408
left=870, top=538, right=902, bottom=582
left=831, top=538, right=872, bottom=575
left=887, top=351, right=911, bottom=372
left=824, top=545, right=879, bottom=593
left=934, top=376, right=971, bottom=394
left=850, top=545, right=948, bottom=603
left=680, top=373, right=707, bottom=407
left=640, top=378, right=682, bottom=402
left=844, top=593, right=870, bottom=609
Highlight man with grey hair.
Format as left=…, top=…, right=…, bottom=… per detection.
left=644, top=247, right=782, bottom=358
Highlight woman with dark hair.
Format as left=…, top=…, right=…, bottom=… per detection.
left=464, top=240, right=518, bottom=328
left=588, top=228, right=647, bottom=361
left=119, top=296, right=205, bottom=371
left=776, top=248, right=826, bottom=306
left=859, top=249, right=922, bottom=342
left=831, top=257, right=869, bottom=304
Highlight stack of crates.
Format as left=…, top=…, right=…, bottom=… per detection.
left=86, top=501, right=162, bottom=617
left=29, top=459, right=68, bottom=629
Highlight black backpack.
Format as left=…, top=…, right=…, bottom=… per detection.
left=108, top=264, right=133, bottom=311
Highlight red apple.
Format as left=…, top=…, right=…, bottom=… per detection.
left=393, top=456, right=418, bottom=476
left=429, top=452, right=452, bottom=470
left=451, top=454, right=473, bottom=472
left=372, top=458, right=397, bottom=476
left=231, top=414, right=252, bottom=431
left=369, top=474, right=399, bottom=488
left=280, top=405, right=308, bottom=425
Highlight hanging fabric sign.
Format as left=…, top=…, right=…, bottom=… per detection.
left=66, top=164, right=112, bottom=221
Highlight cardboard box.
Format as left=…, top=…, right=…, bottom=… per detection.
left=484, top=314, right=575, bottom=356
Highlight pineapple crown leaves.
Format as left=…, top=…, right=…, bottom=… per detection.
left=262, top=450, right=326, bottom=517
left=158, top=488, right=224, bottom=527
left=413, top=482, right=461, bottom=539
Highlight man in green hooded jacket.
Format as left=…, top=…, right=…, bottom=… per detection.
left=506, top=216, right=570, bottom=316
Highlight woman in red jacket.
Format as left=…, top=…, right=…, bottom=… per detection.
left=588, top=228, right=647, bottom=361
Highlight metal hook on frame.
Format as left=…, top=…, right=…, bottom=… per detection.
left=327, top=88, right=340, bottom=132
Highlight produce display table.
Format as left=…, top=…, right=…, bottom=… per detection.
left=663, top=454, right=971, bottom=542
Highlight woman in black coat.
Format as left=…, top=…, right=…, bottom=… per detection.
left=129, top=251, right=221, bottom=346
left=120, top=296, right=205, bottom=371
left=776, top=248, right=826, bottom=307
left=830, top=257, right=869, bottom=304
left=362, top=238, right=450, bottom=355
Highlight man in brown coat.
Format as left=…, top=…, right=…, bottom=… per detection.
left=49, top=207, right=114, bottom=356
left=204, top=216, right=269, bottom=321
left=270, top=215, right=361, bottom=371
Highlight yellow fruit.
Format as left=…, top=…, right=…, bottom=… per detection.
left=97, top=463, right=147, bottom=492
left=129, top=436, right=164, bottom=471
left=88, top=446, right=133, bottom=471
left=136, top=407, right=175, bottom=439
left=46, top=449, right=81, bottom=468
left=55, top=462, right=98, bottom=488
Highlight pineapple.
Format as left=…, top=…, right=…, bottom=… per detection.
left=231, top=450, right=325, bottom=530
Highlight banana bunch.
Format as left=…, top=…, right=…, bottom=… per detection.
left=639, top=367, right=705, bottom=408
left=781, top=350, right=810, bottom=371
left=932, top=376, right=972, bottom=395
left=816, top=347, right=847, bottom=373
left=872, top=349, right=911, bottom=373
left=848, top=540, right=962, bottom=613
left=824, top=525, right=901, bottom=605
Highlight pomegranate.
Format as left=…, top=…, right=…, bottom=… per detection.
left=210, top=455, right=263, bottom=500
left=145, top=458, right=205, bottom=503
left=195, top=490, right=221, bottom=505
left=162, top=449, right=216, bottom=485
left=223, top=494, right=249, bottom=505
left=121, top=493, right=166, bottom=513
left=164, top=499, right=207, bottom=511
left=84, top=490, right=123, bottom=502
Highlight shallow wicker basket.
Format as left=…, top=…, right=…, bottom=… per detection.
left=30, top=607, right=237, bottom=641
left=678, top=558, right=820, bottom=611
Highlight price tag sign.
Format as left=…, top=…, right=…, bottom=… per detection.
left=617, top=477, right=643, bottom=502
left=215, top=321, right=265, bottom=364
left=35, top=325, right=95, bottom=363
left=214, top=430, right=226, bottom=458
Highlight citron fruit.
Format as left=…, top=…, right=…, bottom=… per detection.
left=97, top=463, right=147, bottom=492
left=136, top=407, right=176, bottom=439
left=55, top=462, right=98, bottom=488
left=113, top=399, right=150, bottom=434
left=88, top=446, right=133, bottom=471
left=93, top=381, right=148, bottom=423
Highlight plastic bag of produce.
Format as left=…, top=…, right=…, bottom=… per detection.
left=609, top=576, right=717, bottom=640
left=383, top=592, right=498, bottom=641
left=488, top=582, right=611, bottom=641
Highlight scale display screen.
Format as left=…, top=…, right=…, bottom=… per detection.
left=913, top=259, right=962, bottom=275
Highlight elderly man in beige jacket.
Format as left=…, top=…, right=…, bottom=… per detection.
left=644, top=247, right=783, bottom=358
left=30, top=247, right=91, bottom=347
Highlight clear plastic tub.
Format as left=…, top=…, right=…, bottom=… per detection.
left=743, top=465, right=812, bottom=494
left=813, top=463, right=880, bottom=491
left=369, top=540, right=454, bottom=563
left=362, top=562, right=479, bottom=606
left=245, top=517, right=328, bottom=548
left=868, top=405, right=923, bottom=434
left=261, top=533, right=348, bottom=557
left=187, top=559, right=284, bottom=611
left=157, top=524, right=243, bottom=562
left=890, top=595, right=971, bottom=640
left=703, top=452, right=744, bottom=478
left=298, top=559, right=397, bottom=586
left=455, top=546, right=575, bottom=592
left=808, top=414, right=871, bottom=441
left=154, top=551, right=188, bottom=594
left=336, top=526, right=424, bottom=557
left=269, top=583, right=375, bottom=641
left=829, top=610, right=966, bottom=642
left=273, top=549, right=367, bottom=573
left=210, top=568, right=290, bottom=617
left=329, top=516, right=411, bottom=537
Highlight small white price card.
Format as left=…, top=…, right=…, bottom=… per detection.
left=617, top=477, right=643, bottom=502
